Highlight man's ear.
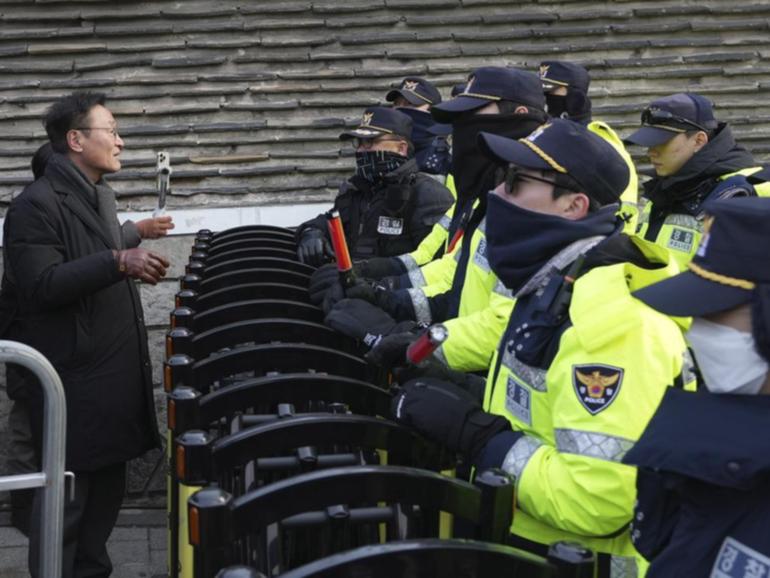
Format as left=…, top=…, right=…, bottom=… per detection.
left=514, top=105, right=529, bottom=115
left=692, top=130, right=710, bottom=152
left=563, top=192, right=591, bottom=220
left=66, top=129, right=84, bottom=153
left=398, top=140, right=409, bottom=157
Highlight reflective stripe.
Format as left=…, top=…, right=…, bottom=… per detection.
left=407, top=288, right=432, bottom=324
left=438, top=214, right=451, bottom=230
left=502, top=345, right=547, bottom=392
left=501, top=435, right=543, bottom=481
left=493, top=278, right=514, bottom=299
left=407, top=266, right=427, bottom=288
left=663, top=212, right=700, bottom=231
left=473, top=236, right=490, bottom=273
left=681, top=348, right=696, bottom=387
left=397, top=253, right=419, bottom=271
left=555, top=428, right=635, bottom=463
left=611, top=556, right=639, bottom=578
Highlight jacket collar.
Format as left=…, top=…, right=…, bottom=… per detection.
left=45, top=154, right=118, bottom=250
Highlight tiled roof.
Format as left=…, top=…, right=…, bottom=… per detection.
left=1, top=0, right=769, bottom=213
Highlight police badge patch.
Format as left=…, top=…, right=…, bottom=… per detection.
left=572, top=364, right=624, bottom=415
left=377, top=216, right=404, bottom=235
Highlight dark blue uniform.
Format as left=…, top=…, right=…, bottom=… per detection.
left=623, top=388, right=770, bottom=577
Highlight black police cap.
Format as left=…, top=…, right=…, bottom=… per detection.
left=339, top=107, right=413, bottom=141
left=478, top=119, right=629, bottom=206
left=431, top=67, right=545, bottom=124
left=539, top=61, right=591, bottom=93
left=386, top=77, right=442, bottom=107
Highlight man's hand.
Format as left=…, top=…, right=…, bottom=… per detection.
left=324, top=298, right=397, bottom=345
left=115, top=248, right=170, bottom=285
left=391, top=378, right=510, bottom=461
left=136, top=216, right=174, bottom=239
left=297, top=228, right=333, bottom=266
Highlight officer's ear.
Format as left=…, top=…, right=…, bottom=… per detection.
left=514, top=105, right=529, bottom=115
left=397, top=139, right=410, bottom=157
left=692, top=130, right=709, bottom=152
left=561, top=192, right=591, bottom=221
left=66, top=129, right=85, bottom=153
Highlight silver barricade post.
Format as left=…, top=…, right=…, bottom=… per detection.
left=0, top=340, right=67, bottom=577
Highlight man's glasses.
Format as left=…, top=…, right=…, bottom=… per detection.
left=504, top=165, right=581, bottom=195
left=641, top=108, right=707, bottom=132
left=75, top=126, right=121, bottom=139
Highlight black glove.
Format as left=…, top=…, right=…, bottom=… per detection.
left=356, top=257, right=408, bottom=280
left=391, top=378, right=511, bottom=461
left=394, top=359, right=488, bottom=404
left=324, top=298, right=398, bottom=346
left=297, top=228, right=333, bottom=266
left=365, top=330, right=419, bottom=369
left=309, top=263, right=341, bottom=305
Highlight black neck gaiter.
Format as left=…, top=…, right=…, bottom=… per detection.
left=451, top=112, right=547, bottom=204
left=355, top=150, right=407, bottom=183
left=485, top=193, right=619, bottom=293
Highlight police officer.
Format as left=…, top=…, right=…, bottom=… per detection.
left=624, top=197, right=770, bottom=577
left=386, top=76, right=451, bottom=178
left=325, top=68, right=550, bottom=375
left=391, top=120, right=695, bottom=576
left=539, top=60, right=639, bottom=231
left=295, top=106, right=453, bottom=266
left=625, top=93, right=770, bottom=270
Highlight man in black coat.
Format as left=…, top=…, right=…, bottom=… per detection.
left=295, top=106, right=454, bottom=266
left=0, top=91, right=170, bottom=578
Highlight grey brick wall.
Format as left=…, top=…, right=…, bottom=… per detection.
left=0, top=0, right=769, bottom=214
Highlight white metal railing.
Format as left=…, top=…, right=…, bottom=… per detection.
left=0, top=340, right=67, bottom=577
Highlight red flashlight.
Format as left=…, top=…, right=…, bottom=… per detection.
left=406, top=324, right=449, bottom=365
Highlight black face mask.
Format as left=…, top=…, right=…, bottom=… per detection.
left=396, top=107, right=434, bottom=150
left=485, top=192, right=619, bottom=293
left=545, top=94, right=569, bottom=118
left=546, top=91, right=592, bottom=124
left=355, top=150, right=406, bottom=183
left=451, top=112, right=546, bottom=204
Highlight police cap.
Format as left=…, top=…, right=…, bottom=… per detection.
left=339, top=107, right=412, bottom=141
left=625, top=93, right=719, bottom=147
left=477, top=119, right=629, bottom=206
left=539, top=61, right=590, bottom=93
left=386, top=77, right=442, bottom=107
left=430, top=67, right=545, bottom=124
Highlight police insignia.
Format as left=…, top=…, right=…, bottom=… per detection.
left=572, top=364, right=624, bottom=415
left=667, top=227, right=695, bottom=254
left=539, top=64, right=550, bottom=79
left=377, top=216, right=404, bottom=235
left=403, top=80, right=419, bottom=91
left=361, top=112, right=374, bottom=126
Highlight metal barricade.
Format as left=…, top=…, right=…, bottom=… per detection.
left=0, top=340, right=67, bottom=577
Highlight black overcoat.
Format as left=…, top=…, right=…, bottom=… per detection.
left=0, top=156, right=160, bottom=471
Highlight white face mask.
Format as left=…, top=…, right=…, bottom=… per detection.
left=687, top=317, right=769, bottom=395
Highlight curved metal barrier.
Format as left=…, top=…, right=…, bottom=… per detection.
left=0, top=340, right=67, bottom=578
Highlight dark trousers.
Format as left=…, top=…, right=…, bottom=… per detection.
left=7, top=401, right=38, bottom=535
left=29, top=462, right=126, bottom=578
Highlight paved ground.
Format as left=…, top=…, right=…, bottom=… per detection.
left=0, top=509, right=167, bottom=578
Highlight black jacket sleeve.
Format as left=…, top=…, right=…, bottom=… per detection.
left=408, top=174, right=454, bottom=248
left=4, top=195, right=123, bottom=312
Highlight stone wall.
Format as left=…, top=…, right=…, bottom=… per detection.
left=2, top=0, right=770, bottom=514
